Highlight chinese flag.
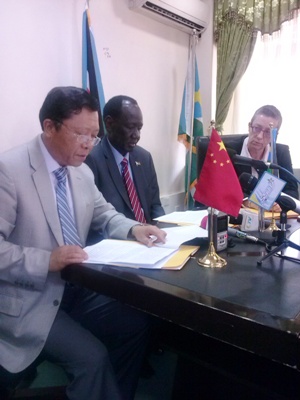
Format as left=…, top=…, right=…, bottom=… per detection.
left=194, top=129, right=243, bottom=217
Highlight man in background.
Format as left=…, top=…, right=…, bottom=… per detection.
left=0, top=86, right=166, bottom=400
left=85, top=95, right=164, bottom=241
left=85, top=94, right=165, bottom=375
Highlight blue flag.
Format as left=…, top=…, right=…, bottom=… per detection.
left=82, top=3, right=105, bottom=137
left=178, top=56, right=204, bottom=209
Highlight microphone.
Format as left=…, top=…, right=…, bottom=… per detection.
left=228, top=227, right=265, bottom=244
left=227, top=148, right=300, bottom=185
left=228, top=214, right=243, bottom=225
left=239, top=172, right=257, bottom=193
left=233, top=154, right=280, bottom=170
left=239, top=172, right=300, bottom=214
left=229, top=209, right=259, bottom=231
left=227, top=149, right=278, bottom=170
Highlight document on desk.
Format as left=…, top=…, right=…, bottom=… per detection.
left=154, top=209, right=208, bottom=225
left=83, top=225, right=207, bottom=269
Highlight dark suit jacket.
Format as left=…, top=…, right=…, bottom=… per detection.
left=234, top=141, right=299, bottom=200
left=85, top=135, right=164, bottom=225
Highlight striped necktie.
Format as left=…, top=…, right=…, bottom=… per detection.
left=53, top=167, right=82, bottom=246
left=121, top=158, right=146, bottom=223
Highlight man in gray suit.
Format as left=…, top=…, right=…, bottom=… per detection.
left=85, top=95, right=164, bottom=244
left=0, top=87, right=166, bottom=400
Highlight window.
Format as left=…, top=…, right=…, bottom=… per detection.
left=224, top=11, right=300, bottom=168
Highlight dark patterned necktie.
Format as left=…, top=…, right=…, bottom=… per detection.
left=121, top=158, right=146, bottom=223
left=53, top=167, right=82, bottom=246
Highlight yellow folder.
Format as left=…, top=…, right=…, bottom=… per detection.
left=162, top=245, right=199, bottom=270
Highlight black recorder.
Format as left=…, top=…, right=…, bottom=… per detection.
left=208, top=210, right=228, bottom=252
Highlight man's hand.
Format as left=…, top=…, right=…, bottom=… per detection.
left=243, top=199, right=282, bottom=213
left=271, top=202, right=282, bottom=213
left=49, top=245, right=88, bottom=272
left=131, top=225, right=167, bottom=247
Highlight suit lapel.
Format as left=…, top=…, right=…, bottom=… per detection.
left=28, top=138, right=64, bottom=245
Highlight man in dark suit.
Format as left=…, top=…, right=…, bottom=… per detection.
left=85, top=95, right=164, bottom=235
left=236, top=105, right=299, bottom=203
left=0, top=87, right=167, bottom=400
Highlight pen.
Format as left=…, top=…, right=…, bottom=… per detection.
left=149, top=235, right=157, bottom=242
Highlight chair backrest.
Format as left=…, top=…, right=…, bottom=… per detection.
left=196, top=134, right=248, bottom=178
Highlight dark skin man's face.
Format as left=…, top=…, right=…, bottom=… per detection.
left=105, top=101, right=143, bottom=156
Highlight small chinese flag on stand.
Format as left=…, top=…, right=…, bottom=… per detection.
left=194, top=129, right=243, bottom=217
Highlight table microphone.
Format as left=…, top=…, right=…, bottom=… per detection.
left=233, top=154, right=279, bottom=170
left=227, top=148, right=279, bottom=170
left=227, top=149, right=300, bottom=185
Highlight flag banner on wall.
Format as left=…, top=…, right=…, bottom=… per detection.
left=82, top=3, right=105, bottom=137
left=194, top=129, right=243, bottom=217
left=178, top=57, right=204, bottom=209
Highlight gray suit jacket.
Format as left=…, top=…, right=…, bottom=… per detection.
left=0, top=136, right=137, bottom=373
left=85, top=135, right=164, bottom=225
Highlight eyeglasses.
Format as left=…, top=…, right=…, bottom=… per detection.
left=59, top=122, right=100, bottom=147
left=250, top=125, right=271, bottom=137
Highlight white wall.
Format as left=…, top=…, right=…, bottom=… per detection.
left=0, top=0, right=214, bottom=212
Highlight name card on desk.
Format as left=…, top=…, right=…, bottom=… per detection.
left=249, top=172, right=286, bottom=211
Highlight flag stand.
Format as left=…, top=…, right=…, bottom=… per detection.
left=197, top=208, right=227, bottom=268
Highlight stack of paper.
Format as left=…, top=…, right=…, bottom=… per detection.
left=83, top=225, right=207, bottom=269
left=154, top=209, right=208, bottom=225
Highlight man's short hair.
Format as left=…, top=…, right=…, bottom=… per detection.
left=250, top=105, right=282, bottom=130
left=103, top=95, right=138, bottom=120
left=39, top=86, right=99, bottom=129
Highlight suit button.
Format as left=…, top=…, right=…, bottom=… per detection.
left=53, top=300, right=60, bottom=307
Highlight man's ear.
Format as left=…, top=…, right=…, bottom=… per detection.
left=248, top=122, right=251, bottom=133
left=104, top=116, right=114, bottom=133
left=43, top=119, right=57, bottom=138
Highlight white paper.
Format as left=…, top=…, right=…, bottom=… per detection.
left=153, top=209, right=208, bottom=225
left=83, top=224, right=207, bottom=267
left=157, top=225, right=207, bottom=248
left=84, top=239, right=176, bottom=266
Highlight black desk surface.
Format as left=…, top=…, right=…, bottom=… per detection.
left=61, top=220, right=300, bottom=370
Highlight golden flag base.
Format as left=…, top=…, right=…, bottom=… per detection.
left=197, top=241, right=227, bottom=268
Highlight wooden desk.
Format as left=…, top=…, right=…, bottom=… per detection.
left=61, top=222, right=300, bottom=399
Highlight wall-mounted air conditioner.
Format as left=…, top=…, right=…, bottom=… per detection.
left=128, top=0, right=209, bottom=35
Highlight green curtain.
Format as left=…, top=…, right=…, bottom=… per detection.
left=214, top=0, right=300, bottom=131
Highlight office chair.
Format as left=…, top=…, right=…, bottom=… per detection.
left=194, top=134, right=248, bottom=209
left=196, top=134, right=248, bottom=178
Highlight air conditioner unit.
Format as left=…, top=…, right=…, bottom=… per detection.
left=128, top=0, right=209, bottom=35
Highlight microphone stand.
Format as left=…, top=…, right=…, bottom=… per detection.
left=257, top=209, right=300, bottom=266
left=265, top=124, right=280, bottom=233
left=258, top=206, right=265, bottom=232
